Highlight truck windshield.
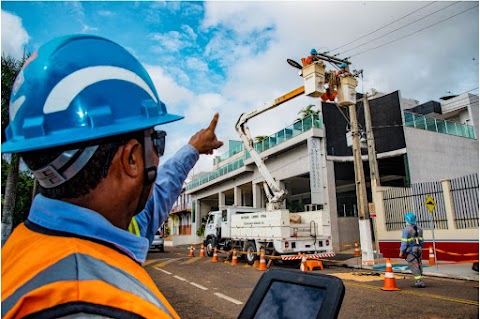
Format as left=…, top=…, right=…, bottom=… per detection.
left=207, top=214, right=214, bottom=224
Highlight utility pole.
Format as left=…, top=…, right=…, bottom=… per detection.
left=293, top=50, right=375, bottom=265
left=363, top=92, right=381, bottom=259
left=348, top=103, right=369, bottom=220
left=349, top=100, right=375, bottom=265
left=364, top=92, right=380, bottom=188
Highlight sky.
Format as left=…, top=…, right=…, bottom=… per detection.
left=2, top=1, right=479, bottom=177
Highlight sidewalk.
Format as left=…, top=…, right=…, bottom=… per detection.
left=333, top=255, right=479, bottom=282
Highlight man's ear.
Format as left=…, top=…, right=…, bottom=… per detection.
left=120, top=139, right=142, bottom=178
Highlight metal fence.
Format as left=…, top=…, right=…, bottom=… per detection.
left=383, top=174, right=478, bottom=231
left=451, top=174, right=479, bottom=229
left=383, top=180, right=447, bottom=231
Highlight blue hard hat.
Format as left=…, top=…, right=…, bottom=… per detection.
left=310, top=48, right=318, bottom=55
left=2, top=34, right=183, bottom=153
left=339, top=62, right=347, bottom=68
left=404, top=212, right=417, bottom=225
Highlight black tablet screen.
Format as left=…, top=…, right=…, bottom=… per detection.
left=253, top=281, right=326, bottom=319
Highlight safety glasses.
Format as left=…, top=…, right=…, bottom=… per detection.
left=150, top=130, right=166, bottom=157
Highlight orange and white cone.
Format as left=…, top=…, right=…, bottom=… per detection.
left=300, top=254, right=308, bottom=272
left=188, top=245, right=195, bottom=257
left=258, top=249, right=267, bottom=271
left=211, top=247, right=219, bottom=263
left=381, top=258, right=400, bottom=291
left=354, top=241, right=361, bottom=257
left=199, top=244, right=205, bottom=257
left=231, top=248, right=238, bottom=266
left=429, top=246, right=435, bottom=265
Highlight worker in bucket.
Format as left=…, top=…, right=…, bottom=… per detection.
left=1, top=34, right=223, bottom=318
left=399, top=212, right=426, bottom=288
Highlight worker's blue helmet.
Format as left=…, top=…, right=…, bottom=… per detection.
left=2, top=34, right=183, bottom=153
left=310, top=48, right=318, bottom=55
left=404, top=212, right=417, bottom=225
left=339, top=62, right=347, bottom=68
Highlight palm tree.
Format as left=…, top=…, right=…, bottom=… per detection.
left=1, top=55, right=24, bottom=245
left=297, top=104, right=320, bottom=122
left=254, top=136, right=269, bottom=143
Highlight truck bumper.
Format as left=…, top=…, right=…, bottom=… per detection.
left=281, top=252, right=336, bottom=260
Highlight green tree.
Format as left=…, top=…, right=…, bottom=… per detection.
left=297, top=104, right=320, bottom=121
left=1, top=158, right=33, bottom=227
left=1, top=55, right=27, bottom=245
left=254, top=135, right=269, bottom=143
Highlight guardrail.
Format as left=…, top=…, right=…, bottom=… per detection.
left=186, top=114, right=322, bottom=191
left=404, top=111, right=475, bottom=139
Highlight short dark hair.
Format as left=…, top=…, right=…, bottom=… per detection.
left=21, top=130, right=144, bottom=200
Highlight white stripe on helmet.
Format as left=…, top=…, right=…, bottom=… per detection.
left=43, top=66, right=158, bottom=115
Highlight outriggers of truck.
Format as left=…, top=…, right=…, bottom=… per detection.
left=204, top=58, right=362, bottom=263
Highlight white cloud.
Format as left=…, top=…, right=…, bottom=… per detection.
left=181, top=24, right=197, bottom=41
left=1, top=10, right=29, bottom=59
left=150, top=30, right=195, bottom=52
left=82, top=25, right=99, bottom=33
left=185, top=57, right=209, bottom=73
left=97, top=10, right=115, bottom=17
left=202, top=1, right=478, bottom=110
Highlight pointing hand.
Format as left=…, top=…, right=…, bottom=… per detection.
left=189, top=113, right=224, bottom=155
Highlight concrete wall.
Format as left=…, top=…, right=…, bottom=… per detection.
left=172, top=235, right=203, bottom=246
left=404, top=127, right=478, bottom=183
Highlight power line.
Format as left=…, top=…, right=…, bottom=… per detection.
left=348, top=4, right=479, bottom=58
left=338, top=1, right=461, bottom=56
left=329, top=1, right=437, bottom=54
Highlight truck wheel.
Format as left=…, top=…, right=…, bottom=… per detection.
left=244, top=242, right=257, bottom=266
left=206, top=238, right=215, bottom=257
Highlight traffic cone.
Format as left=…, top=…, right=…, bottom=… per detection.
left=199, top=244, right=205, bottom=257
left=300, top=254, right=307, bottom=272
left=381, top=259, right=400, bottom=291
left=211, top=247, right=219, bottom=263
left=429, top=246, right=435, bottom=265
left=232, top=248, right=239, bottom=266
left=188, top=245, right=195, bottom=257
left=354, top=242, right=361, bottom=257
left=258, top=249, right=267, bottom=271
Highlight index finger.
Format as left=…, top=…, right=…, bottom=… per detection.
left=207, top=113, right=219, bottom=131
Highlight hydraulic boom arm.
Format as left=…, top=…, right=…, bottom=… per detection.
left=235, top=86, right=304, bottom=211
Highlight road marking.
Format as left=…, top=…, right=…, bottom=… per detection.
left=150, top=258, right=185, bottom=268
left=143, top=259, right=160, bottom=266
left=214, top=292, right=243, bottom=305
left=174, top=275, right=187, bottom=282
left=154, top=268, right=172, bottom=275
left=399, top=290, right=479, bottom=306
left=182, top=257, right=202, bottom=264
left=190, top=282, right=209, bottom=290
left=344, top=282, right=479, bottom=306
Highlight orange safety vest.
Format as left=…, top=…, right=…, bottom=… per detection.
left=2, top=222, right=180, bottom=319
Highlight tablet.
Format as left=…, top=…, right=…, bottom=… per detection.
left=238, top=268, right=345, bottom=319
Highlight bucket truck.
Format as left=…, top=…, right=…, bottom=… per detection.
left=203, top=85, right=334, bottom=265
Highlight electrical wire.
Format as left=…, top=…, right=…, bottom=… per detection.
left=329, top=1, right=438, bottom=54
left=337, top=1, right=461, bottom=56
left=348, top=4, right=479, bottom=58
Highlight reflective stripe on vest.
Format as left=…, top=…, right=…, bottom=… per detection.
left=2, top=252, right=174, bottom=318
left=128, top=217, right=140, bottom=236
left=2, top=223, right=178, bottom=318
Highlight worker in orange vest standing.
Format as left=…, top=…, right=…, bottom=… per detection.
left=1, top=34, right=223, bottom=318
left=399, top=212, right=426, bottom=288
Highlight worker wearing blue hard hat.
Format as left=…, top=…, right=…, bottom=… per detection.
left=1, top=34, right=223, bottom=318
left=399, top=212, right=426, bottom=288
